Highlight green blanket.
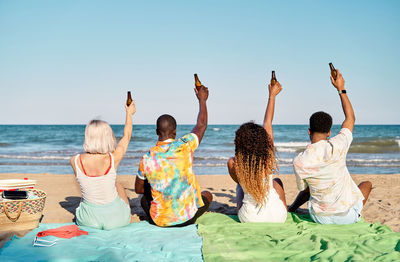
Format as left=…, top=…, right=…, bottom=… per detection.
left=197, top=212, right=400, bottom=262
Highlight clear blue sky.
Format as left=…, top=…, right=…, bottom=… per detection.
left=1, top=0, right=399, bottom=125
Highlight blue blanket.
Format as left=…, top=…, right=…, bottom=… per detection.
left=0, top=222, right=203, bottom=262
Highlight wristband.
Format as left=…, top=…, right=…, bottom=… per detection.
left=338, top=90, right=346, bottom=94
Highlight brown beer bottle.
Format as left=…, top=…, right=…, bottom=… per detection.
left=270, top=71, right=277, bottom=86
left=329, top=63, right=337, bottom=80
left=126, top=91, right=132, bottom=106
left=194, top=74, right=202, bottom=91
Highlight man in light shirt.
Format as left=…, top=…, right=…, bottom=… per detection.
left=288, top=68, right=372, bottom=224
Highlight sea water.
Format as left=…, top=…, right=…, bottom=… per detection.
left=0, top=125, right=399, bottom=175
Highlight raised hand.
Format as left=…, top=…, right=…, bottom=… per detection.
left=194, top=85, right=209, bottom=101
left=268, top=81, right=282, bottom=98
left=125, top=99, right=136, bottom=115
left=330, top=69, right=345, bottom=91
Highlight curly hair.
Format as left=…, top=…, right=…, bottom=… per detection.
left=309, top=111, right=332, bottom=133
left=234, top=122, right=278, bottom=206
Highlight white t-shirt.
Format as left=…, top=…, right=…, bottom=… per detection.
left=293, top=128, right=364, bottom=215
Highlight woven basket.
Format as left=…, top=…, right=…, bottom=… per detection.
left=0, top=189, right=46, bottom=231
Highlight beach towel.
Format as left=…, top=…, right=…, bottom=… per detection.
left=0, top=222, right=203, bottom=262
left=197, top=212, right=400, bottom=262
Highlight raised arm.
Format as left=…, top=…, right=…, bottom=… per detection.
left=113, top=100, right=136, bottom=169
left=263, top=81, right=282, bottom=143
left=331, top=69, right=355, bottom=133
left=191, top=85, right=209, bottom=144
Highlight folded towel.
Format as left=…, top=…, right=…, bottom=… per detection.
left=36, top=225, right=88, bottom=239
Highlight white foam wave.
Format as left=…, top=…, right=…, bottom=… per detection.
left=212, top=128, right=220, bottom=131
left=0, top=155, right=69, bottom=160
left=194, top=156, right=230, bottom=161
left=347, top=158, right=400, bottom=163
left=193, top=163, right=226, bottom=167
left=275, top=142, right=309, bottom=147
left=275, top=141, right=309, bottom=153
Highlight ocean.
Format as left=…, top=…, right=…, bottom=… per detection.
left=0, top=125, right=399, bottom=175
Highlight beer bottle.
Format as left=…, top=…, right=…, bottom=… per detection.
left=194, top=74, right=202, bottom=91
left=270, top=71, right=277, bottom=87
left=126, top=91, right=132, bottom=106
left=329, top=63, right=337, bottom=80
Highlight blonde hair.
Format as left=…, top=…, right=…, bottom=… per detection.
left=83, top=120, right=117, bottom=154
left=234, top=122, right=278, bottom=207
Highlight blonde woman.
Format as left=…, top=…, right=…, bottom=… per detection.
left=70, top=101, right=136, bottom=230
left=227, top=82, right=287, bottom=222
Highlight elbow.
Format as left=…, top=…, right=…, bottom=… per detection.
left=135, top=187, right=144, bottom=194
left=197, top=122, right=208, bottom=131
left=349, top=113, right=356, bottom=124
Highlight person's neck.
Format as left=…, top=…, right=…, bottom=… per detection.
left=310, top=133, right=329, bottom=144
left=158, top=135, right=174, bottom=142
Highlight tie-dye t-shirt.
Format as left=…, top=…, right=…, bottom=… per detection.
left=137, top=133, right=204, bottom=227
left=293, top=128, right=364, bottom=215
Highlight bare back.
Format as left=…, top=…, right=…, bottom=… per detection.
left=71, top=153, right=113, bottom=177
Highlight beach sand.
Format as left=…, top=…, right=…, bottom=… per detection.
left=1, top=173, right=399, bottom=248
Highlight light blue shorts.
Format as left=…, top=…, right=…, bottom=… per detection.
left=76, top=197, right=131, bottom=230
left=309, top=201, right=363, bottom=225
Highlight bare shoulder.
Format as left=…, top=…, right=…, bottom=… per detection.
left=227, top=157, right=236, bottom=172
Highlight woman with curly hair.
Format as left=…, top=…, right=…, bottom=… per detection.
left=227, top=81, right=287, bottom=222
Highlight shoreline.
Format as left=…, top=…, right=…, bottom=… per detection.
left=0, top=173, right=399, bottom=232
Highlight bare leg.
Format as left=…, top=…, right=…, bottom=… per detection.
left=358, top=181, right=372, bottom=205
left=273, top=178, right=287, bottom=210
left=288, top=188, right=310, bottom=212
left=236, top=184, right=244, bottom=212
left=116, top=181, right=129, bottom=206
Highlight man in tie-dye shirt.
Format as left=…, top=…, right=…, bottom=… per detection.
left=135, top=85, right=212, bottom=227
left=289, top=68, right=372, bottom=224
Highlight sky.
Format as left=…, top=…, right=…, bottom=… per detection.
left=0, top=0, right=399, bottom=125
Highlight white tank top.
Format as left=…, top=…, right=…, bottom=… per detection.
left=238, top=175, right=287, bottom=223
left=74, top=153, right=118, bottom=205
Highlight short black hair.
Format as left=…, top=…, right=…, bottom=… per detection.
left=156, top=114, right=177, bottom=135
left=309, top=111, right=332, bottom=133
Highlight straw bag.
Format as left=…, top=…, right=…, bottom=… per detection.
left=0, top=189, right=46, bottom=231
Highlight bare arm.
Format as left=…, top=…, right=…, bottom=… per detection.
left=227, top=157, right=239, bottom=184
left=113, top=100, right=136, bottom=169
left=191, top=85, right=209, bottom=144
left=263, top=81, right=282, bottom=143
left=331, top=69, right=355, bottom=132
left=134, top=176, right=144, bottom=194
left=70, top=157, right=77, bottom=174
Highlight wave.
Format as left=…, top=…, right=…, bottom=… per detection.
left=347, top=158, right=400, bottom=167
left=0, top=154, right=70, bottom=160
left=349, top=139, right=400, bottom=153
left=0, top=143, right=11, bottom=147
left=274, top=138, right=400, bottom=154
left=194, top=156, right=230, bottom=161
left=193, top=163, right=226, bottom=167
left=0, top=162, right=69, bottom=166
left=275, top=142, right=308, bottom=153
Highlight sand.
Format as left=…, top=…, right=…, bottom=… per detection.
left=1, top=173, right=400, bottom=248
